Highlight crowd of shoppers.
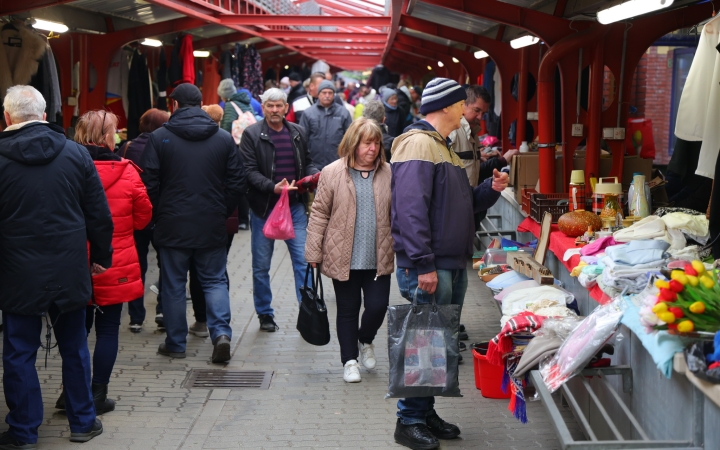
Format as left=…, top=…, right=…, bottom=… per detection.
left=0, top=74, right=512, bottom=449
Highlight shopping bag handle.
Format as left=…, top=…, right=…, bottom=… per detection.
left=304, top=263, right=324, bottom=300
left=411, top=287, right=437, bottom=313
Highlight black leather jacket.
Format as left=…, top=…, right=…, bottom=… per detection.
left=239, top=118, right=319, bottom=218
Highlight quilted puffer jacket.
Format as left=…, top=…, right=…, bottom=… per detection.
left=305, top=158, right=394, bottom=281
left=88, top=145, right=153, bottom=306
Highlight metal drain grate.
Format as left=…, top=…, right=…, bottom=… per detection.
left=181, top=370, right=273, bottom=389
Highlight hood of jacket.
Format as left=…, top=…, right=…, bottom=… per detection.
left=95, top=158, right=131, bottom=191
left=229, top=91, right=252, bottom=107
left=0, top=121, right=67, bottom=165
left=164, top=107, right=219, bottom=141
left=394, top=120, right=448, bottom=155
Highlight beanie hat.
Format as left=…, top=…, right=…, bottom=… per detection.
left=420, top=78, right=467, bottom=115
left=217, top=78, right=236, bottom=100
left=317, top=80, right=335, bottom=94
left=280, top=76, right=290, bottom=85
left=288, top=72, right=302, bottom=82
left=381, top=88, right=397, bottom=104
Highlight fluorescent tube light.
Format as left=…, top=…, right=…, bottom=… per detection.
left=510, top=35, right=539, bottom=49
left=32, top=19, right=68, bottom=33
left=597, top=0, right=674, bottom=24
left=193, top=50, right=210, bottom=57
left=437, top=61, right=444, bottom=67
left=141, top=39, right=162, bottom=47
left=474, top=50, right=488, bottom=59
left=452, top=57, right=459, bottom=63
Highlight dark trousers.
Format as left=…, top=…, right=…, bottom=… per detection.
left=3, top=305, right=95, bottom=443
left=188, top=234, right=234, bottom=323
left=332, top=270, right=391, bottom=365
left=128, top=227, right=158, bottom=324
left=86, top=303, right=123, bottom=385
left=238, top=196, right=250, bottom=226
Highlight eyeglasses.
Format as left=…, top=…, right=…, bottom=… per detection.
left=100, top=110, right=107, bottom=137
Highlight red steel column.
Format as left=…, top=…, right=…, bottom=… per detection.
left=585, top=41, right=604, bottom=187
left=516, top=47, right=528, bottom=149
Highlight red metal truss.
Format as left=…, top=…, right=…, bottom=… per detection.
left=0, top=0, right=75, bottom=15
left=380, top=0, right=404, bottom=62
left=192, top=31, right=253, bottom=50
left=316, top=0, right=384, bottom=16
left=290, top=42, right=387, bottom=49
left=262, top=30, right=387, bottom=41
left=219, top=15, right=390, bottom=27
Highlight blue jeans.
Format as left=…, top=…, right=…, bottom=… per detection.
left=395, top=267, right=468, bottom=425
left=3, top=305, right=96, bottom=443
left=86, top=303, right=123, bottom=385
left=250, top=202, right=308, bottom=317
left=158, top=247, right=232, bottom=352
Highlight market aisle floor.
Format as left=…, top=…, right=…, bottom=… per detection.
left=0, top=230, right=568, bottom=449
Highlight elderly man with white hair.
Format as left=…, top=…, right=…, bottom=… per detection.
left=238, top=88, right=319, bottom=333
left=0, top=85, right=114, bottom=447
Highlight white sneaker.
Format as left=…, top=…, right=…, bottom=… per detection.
left=343, top=360, right=361, bottom=383
left=150, top=284, right=160, bottom=295
left=359, top=342, right=376, bottom=369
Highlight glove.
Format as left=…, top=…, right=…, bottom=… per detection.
left=297, top=173, right=321, bottom=194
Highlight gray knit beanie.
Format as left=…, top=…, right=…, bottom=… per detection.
left=317, top=80, right=335, bottom=94
left=217, top=79, right=236, bottom=100
left=381, top=88, right=397, bottom=104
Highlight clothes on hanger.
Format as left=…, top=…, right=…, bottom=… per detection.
left=220, top=50, right=233, bottom=80
left=232, top=44, right=245, bottom=89
left=0, top=24, right=46, bottom=105
left=674, top=14, right=720, bottom=179
left=179, top=34, right=195, bottom=85
left=127, top=49, right=152, bottom=140
left=169, top=35, right=183, bottom=87
left=29, top=42, right=62, bottom=125
left=242, top=44, right=263, bottom=99
left=157, top=47, right=168, bottom=111
left=105, top=48, right=131, bottom=129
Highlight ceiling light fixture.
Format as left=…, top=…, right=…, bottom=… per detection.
left=284, top=65, right=289, bottom=70
left=510, top=35, right=540, bottom=49
left=427, top=65, right=432, bottom=71
left=141, top=38, right=162, bottom=47
left=597, top=0, right=674, bottom=24
left=452, top=57, right=459, bottom=63
left=437, top=61, right=444, bottom=67
left=32, top=19, right=68, bottom=33
left=474, top=50, right=488, bottom=59
left=193, top=50, right=210, bottom=57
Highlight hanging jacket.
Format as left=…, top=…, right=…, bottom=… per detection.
left=140, top=107, right=246, bottom=249
left=85, top=145, right=152, bottom=306
left=157, top=48, right=168, bottom=110
left=169, top=35, right=183, bottom=87
left=0, top=25, right=46, bottom=106
left=220, top=92, right=254, bottom=133
left=180, top=34, right=195, bottom=85
left=127, top=50, right=152, bottom=140
left=0, top=122, right=113, bottom=315
left=390, top=120, right=500, bottom=273
left=299, top=101, right=353, bottom=170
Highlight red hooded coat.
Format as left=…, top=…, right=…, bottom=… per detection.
left=91, top=159, right=152, bottom=306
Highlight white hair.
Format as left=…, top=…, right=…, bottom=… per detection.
left=3, top=86, right=46, bottom=123
left=260, top=88, right=287, bottom=104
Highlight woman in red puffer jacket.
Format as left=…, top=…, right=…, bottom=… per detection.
left=55, top=110, right=152, bottom=416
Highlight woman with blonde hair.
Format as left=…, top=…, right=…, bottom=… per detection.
left=56, top=110, right=152, bottom=415
left=305, top=118, right=394, bottom=383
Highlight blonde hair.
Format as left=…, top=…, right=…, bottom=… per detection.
left=337, top=117, right=385, bottom=168
left=75, top=110, right=118, bottom=147
left=202, top=104, right=224, bottom=124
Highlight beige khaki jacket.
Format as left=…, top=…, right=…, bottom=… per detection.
left=305, top=158, right=394, bottom=281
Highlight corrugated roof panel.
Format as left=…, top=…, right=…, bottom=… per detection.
left=410, top=2, right=496, bottom=35
left=68, top=0, right=183, bottom=23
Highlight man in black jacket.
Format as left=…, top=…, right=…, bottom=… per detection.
left=140, top=84, right=245, bottom=364
left=0, top=86, right=112, bottom=447
left=285, top=72, right=306, bottom=106
left=239, top=88, right=319, bottom=332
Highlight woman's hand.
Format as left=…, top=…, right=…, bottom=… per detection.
left=310, top=262, right=317, bottom=268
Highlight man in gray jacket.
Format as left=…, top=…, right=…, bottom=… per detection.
left=299, top=80, right=353, bottom=169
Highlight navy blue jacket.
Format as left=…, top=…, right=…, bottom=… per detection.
left=390, top=120, right=500, bottom=274
left=0, top=122, right=114, bottom=315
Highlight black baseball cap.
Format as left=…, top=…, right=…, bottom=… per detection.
left=169, top=83, right=202, bottom=106
left=288, top=72, right=302, bottom=82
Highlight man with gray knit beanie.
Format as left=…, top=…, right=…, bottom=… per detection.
left=299, top=79, right=352, bottom=169
left=390, top=78, right=509, bottom=449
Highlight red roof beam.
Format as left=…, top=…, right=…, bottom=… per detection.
left=263, top=31, right=387, bottom=41
left=0, top=0, right=75, bottom=15
left=219, top=15, right=390, bottom=27
left=291, top=42, right=386, bottom=49
left=315, top=0, right=384, bottom=16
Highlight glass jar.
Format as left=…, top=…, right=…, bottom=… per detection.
left=600, top=194, right=623, bottom=221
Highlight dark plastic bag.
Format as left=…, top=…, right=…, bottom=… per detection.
left=297, top=264, right=330, bottom=346
left=386, top=289, right=462, bottom=398
left=684, top=342, right=720, bottom=384
left=263, top=186, right=295, bottom=240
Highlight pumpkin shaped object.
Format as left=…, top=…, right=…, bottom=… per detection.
left=558, top=210, right=602, bottom=237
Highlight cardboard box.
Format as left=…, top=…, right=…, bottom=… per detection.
left=510, top=154, right=564, bottom=203
left=572, top=156, right=652, bottom=190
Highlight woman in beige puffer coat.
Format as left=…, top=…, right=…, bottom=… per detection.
left=305, top=118, right=394, bottom=383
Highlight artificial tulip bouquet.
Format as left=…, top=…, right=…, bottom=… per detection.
left=639, top=260, right=720, bottom=334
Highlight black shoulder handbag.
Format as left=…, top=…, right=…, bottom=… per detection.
left=297, top=264, right=330, bottom=346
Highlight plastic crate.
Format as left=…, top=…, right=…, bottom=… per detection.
left=530, top=193, right=569, bottom=223
left=521, top=188, right=536, bottom=215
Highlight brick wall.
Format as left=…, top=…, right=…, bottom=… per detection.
left=629, top=46, right=678, bottom=165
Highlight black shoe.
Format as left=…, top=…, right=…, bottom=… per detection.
left=458, top=324, right=466, bottom=332
left=426, top=411, right=461, bottom=440
left=69, top=418, right=103, bottom=443
left=155, top=314, right=165, bottom=331
left=458, top=341, right=466, bottom=352
left=394, top=419, right=439, bottom=450
left=458, top=331, right=469, bottom=341
left=258, top=314, right=278, bottom=332
left=129, top=323, right=142, bottom=333
left=92, top=384, right=115, bottom=415
left=212, top=335, right=231, bottom=364
left=55, top=388, right=65, bottom=410
left=458, top=353, right=463, bottom=363
left=157, top=343, right=186, bottom=358
left=0, top=432, right=35, bottom=449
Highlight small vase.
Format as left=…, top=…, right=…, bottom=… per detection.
left=600, top=194, right=623, bottom=222
left=631, top=175, right=651, bottom=218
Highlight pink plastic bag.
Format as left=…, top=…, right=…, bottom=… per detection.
left=262, top=187, right=295, bottom=240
